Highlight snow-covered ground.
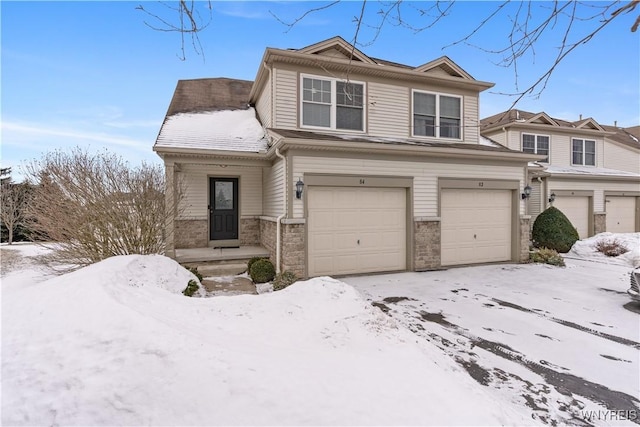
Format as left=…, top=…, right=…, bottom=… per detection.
left=1, top=233, right=638, bottom=425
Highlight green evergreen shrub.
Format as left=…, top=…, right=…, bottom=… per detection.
left=273, top=271, right=298, bottom=291
left=184, top=266, right=203, bottom=282
left=249, top=259, right=276, bottom=283
left=183, top=279, right=200, bottom=297
left=247, top=257, right=269, bottom=273
left=530, top=247, right=565, bottom=267
left=531, top=207, right=579, bottom=253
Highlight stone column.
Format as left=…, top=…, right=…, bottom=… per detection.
left=281, top=219, right=306, bottom=278
left=519, top=216, right=531, bottom=262
left=413, top=218, right=441, bottom=270
left=593, top=212, right=606, bottom=234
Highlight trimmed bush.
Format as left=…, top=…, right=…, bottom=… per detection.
left=247, top=257, right=269, bottom=273
left=249, top=259, right=276, bottom=283
left=273, top=271, right=298, bottom=291
left=184, top=266, right=203, bottom=282
left=530, top=247, right=565, bottom=267
left=183, top=279, right=200, bottom=297
left=595, top=239, right=629, bottom=257
left=532, top=207, right=579, bottom=253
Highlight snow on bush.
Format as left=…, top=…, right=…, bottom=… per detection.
left=568, top=232, right=640, bottom=267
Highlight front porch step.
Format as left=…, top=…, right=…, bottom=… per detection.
left=196, top=263, right=249, bottom=278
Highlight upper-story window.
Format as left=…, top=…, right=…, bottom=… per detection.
left=301, top=75, right=365, bottom=131
left=572, top=138, right=596, bottom=166
left=412, top=90, right=462, bottom=139
left=522, top=133, right=550, bottom=162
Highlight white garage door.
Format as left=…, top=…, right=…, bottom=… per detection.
left=441, top=189, right=512, bottom=266
left=606, top=196, right=636, bottom=233
left=553, top=196, right=589, bottom=238
left=308, top=187, right=406, bottom=277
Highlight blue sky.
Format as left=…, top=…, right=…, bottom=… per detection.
left=2, top=1, right=639, bottom=180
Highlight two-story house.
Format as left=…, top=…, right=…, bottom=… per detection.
left=481, top=110, right=640, bottom=239
left=154, top=37, right=541, bottom=278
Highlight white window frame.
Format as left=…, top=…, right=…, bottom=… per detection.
left=571, top=138, right=596, bottom=166
left=521, top=133, right=550, bottom=163
left=411, top=89, right=463, bottom=140
left=299, top=73, right=366, bottom=132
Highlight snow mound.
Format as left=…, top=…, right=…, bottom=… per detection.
left=2, top=256, right=530, bottom=426
left=568, top=232, right=640, bottom=268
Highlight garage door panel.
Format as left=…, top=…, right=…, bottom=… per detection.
left=441, top=189, right=512, bottom=266
left=553, top=196, right=589, bottom=238
left=308, top=187, right=406, bottom=277
left=606, top=197, right=636, bottom=233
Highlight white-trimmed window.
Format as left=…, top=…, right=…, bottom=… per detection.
left=412, top=90, right=462, bottom=139
left=522, top=133, right=550, bottom=162
left=572, top=138, right=596, bottom=166
left=301, top=75, right=365, bottom=131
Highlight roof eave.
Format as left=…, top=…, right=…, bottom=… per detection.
left=271, top=135, right=541, bottom=162
left=258, top=48, right=495, bottom=92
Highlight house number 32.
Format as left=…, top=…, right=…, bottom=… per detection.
left=478, top=182, right=484, bottom=187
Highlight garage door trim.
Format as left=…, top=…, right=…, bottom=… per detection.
left=304, top=173, right=413, bottom=278
left=439, top=178, right=521, bottom=264
left=604, top=191, right=640, bottom=232
left=550, top=189, right=593, bottom=238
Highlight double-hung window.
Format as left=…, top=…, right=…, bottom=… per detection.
left=572, top=138, right=596, bottom=166
left=522, top=133, right=550, bottom=162
left=301, top=75, right=364, bottom=131
left=412, top=90, right=462, bottom=139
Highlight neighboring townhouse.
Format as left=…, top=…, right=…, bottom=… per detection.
left=481, top=110, right=640, bottom=238
left=154, top=36, right=541, bottom=278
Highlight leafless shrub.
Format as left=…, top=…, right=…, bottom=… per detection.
left=23, top=148, right=181, bottom=268
left=1, top=178, right=31, bottom=245
left=594, top=239, right=629, bottom=257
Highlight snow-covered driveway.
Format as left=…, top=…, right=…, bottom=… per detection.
left=344, top=259, right=640, bottom=425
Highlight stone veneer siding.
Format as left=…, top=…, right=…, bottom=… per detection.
left=175, top=219, right=208, bottom=249
left=519, top=216, right=531, bottom=262
left=259, top=218, right=277, bottom=263
left=413, top=218, right=441, bottom=270
left=240, top=217, right=260, bottom=246
left=593, top=213, right=606, bottom=235
left=281, top=221, right=306, bottom=278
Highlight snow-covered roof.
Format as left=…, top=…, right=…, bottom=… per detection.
left=545, top=165, right=640, bottom=178
left=154, top=108, right=268, bottom=153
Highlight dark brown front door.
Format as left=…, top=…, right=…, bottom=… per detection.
left=209, top=177, right=238, bottom=241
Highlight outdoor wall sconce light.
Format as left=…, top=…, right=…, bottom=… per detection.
left=549, top=193, right=556, bottom=203
left=295, top=178, right=304, bottom=199
left=521, top=185, right=532, bottom=200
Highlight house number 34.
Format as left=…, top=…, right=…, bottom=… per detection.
left=360, top=179, right=365, bottom=184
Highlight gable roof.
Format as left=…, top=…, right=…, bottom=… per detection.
left=481, top=109, right=640, bottom=151
left=166, top=78, right=253, bottom=116
left=297, top=36, right=376, bottom=65
left=413, top=56, right=475, bottom=80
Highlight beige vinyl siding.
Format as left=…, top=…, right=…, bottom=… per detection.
left=177, top=164, right=262, bottom=219
left=527, top=179, right=543, bottom=222
left=463, top=95, right=479, bottom=144
left=548, top=179, right=639, bottom=212
left=368, top=82, right=409, bottom=137
left=262, top=159, right=285, bottom=217
left=255, top=73, right=272, bottom=128
left=292, top=155, right=526, bottom=218
left=271, top=63, right=481, bottom=143
left=273, top=68, right=297, bottom=129
left=488, top=131, right=507, bottom=147
left=604, top=141, right=640, bottom=173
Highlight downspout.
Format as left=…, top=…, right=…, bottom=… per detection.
left=275, top=147, right=286, bottom=274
